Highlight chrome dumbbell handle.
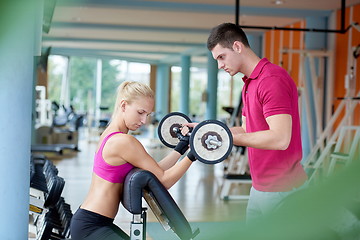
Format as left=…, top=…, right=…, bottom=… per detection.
left=173, top=126, right=191, bottom=140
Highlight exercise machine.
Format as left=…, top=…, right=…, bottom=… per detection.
left=222, top=94, right=252, bottom=200
left=122, top=168, right=200, bottom=240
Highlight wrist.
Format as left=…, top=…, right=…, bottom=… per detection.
left=174, top=145, right=189, bottom=155
left=174, top=139, right=189, bottom=155
left=187, top=151, right=196, bottom=162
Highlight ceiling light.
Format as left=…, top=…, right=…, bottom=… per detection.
left=272, top=0, right=284, bottom=5
left=73, top=17, right=82, bottom=21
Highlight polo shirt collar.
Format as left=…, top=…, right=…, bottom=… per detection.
left=242, top=58, right=269, bottom=83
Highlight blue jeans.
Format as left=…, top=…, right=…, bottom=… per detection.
left=246, top=184, right=307, bottom=223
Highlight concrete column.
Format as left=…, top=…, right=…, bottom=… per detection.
left=247, top=34, right=263, bottom=58
left=206, top=51, right=218, bottom=120
left=95, top=59, right=102, bottom=124
left=180, top=55, right=191, bottom=116
left=149, top=64, right=157, bottom=92
left=0, top=1, right=43, bottom=238
left=302, top=16, right=328, bottom=159
left=32, top=59, right=39, bottom=144
left=60, top=57, right=70, bottom=107
left=155, top=64, right=170, bottom=120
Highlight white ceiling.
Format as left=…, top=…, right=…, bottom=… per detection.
left=43, top=0, right=360, bottom=66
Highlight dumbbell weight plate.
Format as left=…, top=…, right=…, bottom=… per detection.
left=190, top=120, right=233, bottom=164
left=157, top=112, right=192, bottom=148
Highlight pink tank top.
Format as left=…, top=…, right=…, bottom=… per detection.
left=93, top=132, right=134, bottom=183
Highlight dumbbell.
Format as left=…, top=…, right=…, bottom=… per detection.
left=157, top=112, right=233, bottom=164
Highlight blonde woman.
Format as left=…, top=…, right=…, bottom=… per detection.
left=70, top=81, right=196, bottom=240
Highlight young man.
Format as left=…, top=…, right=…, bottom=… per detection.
left=207, top=23, right=308, bottom=221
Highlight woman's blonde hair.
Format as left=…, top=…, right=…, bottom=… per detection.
left=111, top=81, right=154, bottom=120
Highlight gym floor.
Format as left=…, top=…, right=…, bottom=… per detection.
left=29, top=126, right=249, bottom=239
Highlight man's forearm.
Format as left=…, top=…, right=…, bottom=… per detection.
left=232, top=130, right=289, bottom=150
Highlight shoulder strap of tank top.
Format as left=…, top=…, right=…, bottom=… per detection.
left=98, top=131, right=123, bottom=152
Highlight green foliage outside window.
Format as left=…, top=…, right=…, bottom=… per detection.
left=48, top=56, right=242, bottom=123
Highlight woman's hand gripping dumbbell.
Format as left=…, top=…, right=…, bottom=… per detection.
left=173, top=126, right=196, bottom=161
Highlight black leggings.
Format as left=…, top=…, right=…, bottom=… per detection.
left=70, top=208, right=130, bottom=240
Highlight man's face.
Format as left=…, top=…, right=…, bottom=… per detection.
left=211, top=43, right=241, bottom=76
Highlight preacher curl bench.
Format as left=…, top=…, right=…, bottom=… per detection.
left=122, top=168, right=200, bottom=240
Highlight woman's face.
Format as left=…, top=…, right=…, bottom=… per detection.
left=123, top=96, right=154, bottom=131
